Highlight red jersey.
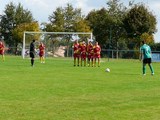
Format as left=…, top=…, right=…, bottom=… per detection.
left=73, top=43, right=80, bottom=58
left=0, top=43, right=5, bottom=55
left=73, top=43, right=79, bottom=52
left=87, top=44, right=94, bottom=58
left=94, top=45, right=101, bottom=58
left=80, top=44, right=87, bottom=59
left=80, top=44, right=86, bottom=53
left=87, top=44, right=93, bottom=53
left=39, top=44, right=45, bottom=56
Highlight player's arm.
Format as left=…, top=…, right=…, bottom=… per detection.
left=2, top=45, right=5, bottom=51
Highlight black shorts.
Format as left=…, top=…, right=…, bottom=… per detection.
left=30, top=52, right=35, bottom=58
left=143, top=58, right=151, bottom=64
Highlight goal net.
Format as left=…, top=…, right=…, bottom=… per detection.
left=22, top=31, right=93, bottom=59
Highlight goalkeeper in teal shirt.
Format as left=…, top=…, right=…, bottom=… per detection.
left=140, top=40, right=154, bottom=75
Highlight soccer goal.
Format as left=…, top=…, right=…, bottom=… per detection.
left=22, top=31, right=93, bottom=59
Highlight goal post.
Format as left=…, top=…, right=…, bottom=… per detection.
left=22, top=31, right=93, bottom=59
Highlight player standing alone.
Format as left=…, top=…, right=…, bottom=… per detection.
left=140, top=40, right=154, bottom=75
left=93, top=41, right=101, bottom=67
left=30, top=40, right=36, bottom=67
left=73, top=40, right=80, bottom=66
left=0, top=41, right=5, bottom=61
left=39, top=42, right=45, bottom=63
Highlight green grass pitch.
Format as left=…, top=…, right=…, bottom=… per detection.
left=0, top=56, right=160, bottom=120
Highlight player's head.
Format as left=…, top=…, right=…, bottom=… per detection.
left=141, top=40, right=145, bottom=44
left=75, top=40, right=78, bottom=43
left=89, top=41, right=92, bottom=44
left=95, top=41, right=98, bottom=45
left=32, top=39, right=35, bottom=42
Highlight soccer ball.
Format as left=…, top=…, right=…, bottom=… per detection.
left=105, top=68, right=110, bottom=72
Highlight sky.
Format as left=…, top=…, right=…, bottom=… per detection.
left=0, top=0, right=160, bottom=42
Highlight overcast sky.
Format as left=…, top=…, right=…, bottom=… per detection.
left=0, top=0, right=160, bottom=42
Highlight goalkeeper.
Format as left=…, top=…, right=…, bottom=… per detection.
left=29, top=40, right=36, bottom=66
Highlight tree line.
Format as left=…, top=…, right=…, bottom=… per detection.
left=0, top=0, right=158, bottom=55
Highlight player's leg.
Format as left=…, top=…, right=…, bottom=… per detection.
left=42, top=55, right=45, bottom=63
left=80, top=54, right=83, bottom=66
left=142, top=63, right=146, bottom=75
left=91, top=58, right=94, bottom=67
left=0, top=52, right=5, bottom=61
left=2, top=54, right=5, bottom=61
left=30, top=53, right=35, bottom=66
left=77, top=57, right=79, bottom=66
left=148, top=63, right=154, bottom=75
left=39, top=53, right=41, bottom=63
left=74, top=57, right=76, bottom=66
left=73, top=53, right=77, bottom=66
left=142, top=59, right=147, bottom=75
left=31, top=58, right=34, bottom=66
left=98, top=58, right=100, bottom=67
left=80, top=57, right=83, bottom=66
left=83, top=53, right=86, bottom=66
left=87, top=54, right=91, bottom=66
left=84, top=58, right=86, bottom=66
left=87, top=57, right=89, bottom=66
left=94, top=58, right=96, bottom=67
left=43, top=56, right=45, bottom=63
left=148, top=58, right=154, bottom=75
left=88, top=58, right=90, bottom=67
left=40, top=56, right=44, bottom=63
left=40, top=56, right=42, bottom=63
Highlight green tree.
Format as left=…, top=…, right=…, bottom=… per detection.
left=45, top=3, right=90, bottom=33
left=12, top=22, right=40, bottom=54
left=123, top=4, right=157, bottom=47
left=0, top=2, right=16, bottom=47
left=106, top=0, right=127, bottom=49
left=0, top=2, right=35, bottom=53
left=15, top=3, right=33, bottom=24
left=86, top=8, right=111, bottom=46
left=12, top=22, right=40, bottom=43
left=86, top=0, right=127, bottom=49
left=48, top=7, right=65, bottom=32
left=74, top=19, right=91, bottom=32
left=44, top=3, right=91, bottom=57
left=140, top=32, right=154, bottom=44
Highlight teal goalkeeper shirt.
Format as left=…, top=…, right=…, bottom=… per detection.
left=140, top=44, right=152, bottom=59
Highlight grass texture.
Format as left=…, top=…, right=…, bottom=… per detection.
left=0, top=56, right=160, bottom=120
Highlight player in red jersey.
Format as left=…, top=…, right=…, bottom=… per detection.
left=0, top=41, right=5, bottom=61
left=73, top=40, right=80, bottom=66
left=39, top=42, right=45, bottom=63
left=93, top=41, right=101, bottom=67
left=87, top=41, right=94, bottom=67
left=80, top=41, right=87, bottom=66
